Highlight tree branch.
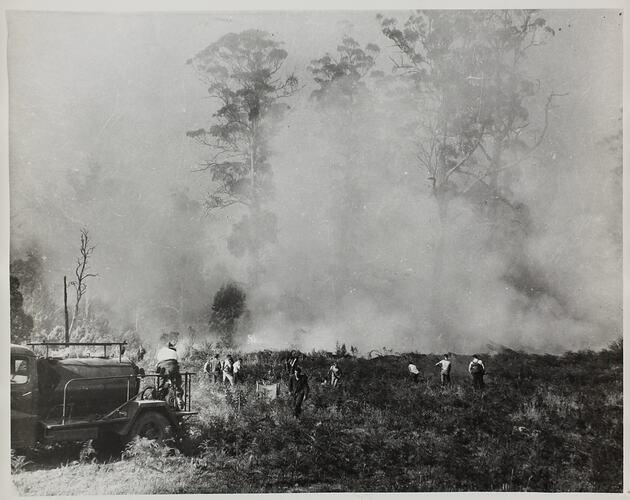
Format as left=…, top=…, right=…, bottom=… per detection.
left=483, top=91, right=568, bottom=178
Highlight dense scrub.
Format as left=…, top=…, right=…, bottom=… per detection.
left=12, top=342, right=622, bottom=494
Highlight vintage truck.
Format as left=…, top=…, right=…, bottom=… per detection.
left=10, top=342, right=196, bottom=453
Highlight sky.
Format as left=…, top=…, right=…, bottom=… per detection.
left=7, top=9, right=623, bottom=353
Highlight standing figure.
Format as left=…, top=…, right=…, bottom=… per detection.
left=435, top=354, right=452, bottom=386
left=288, top=367, right=310, bottom=418
left=408, top=361, right=420, bottom=383
left=212, top=354, right=222, bottom=384
left=285, top=351, right=299, bottom=375
left=136, top=345, right=146, bottom=362
left=155, top=340, right=184, bottom=408
left=233, top=357, right=243, bottom=384
left=203, top=354, right=222, bottom=384
left=329, top=361, right=342, bottom=387
left=223, top=354, right=235, bottom=386
left=469, top=354, right=485, bottom=390
left=203, top=356, right=212, bottom=381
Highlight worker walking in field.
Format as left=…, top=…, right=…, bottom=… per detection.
left=329, top=361, right=342, bottom=387
left=223, top=354, right=235, bottom=386
left=203, top=354, right=222, bottom=384
left=213, top=354, right=223, bottom=383
left=288, top=366, right=310, bottom=417
left=233, top=357, right=243, bottom=384
left=408, top=361, right=420, bottom=383
left=203, top=356, right=212, bottom=381
left=469, top=354, right=485, bottom=390
left=435, top=354, right=452, bottom=386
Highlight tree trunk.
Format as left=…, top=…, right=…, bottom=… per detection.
left=63, top=276, right=69, bottom=344
left=487, top=137, right=503, bottom=249
left=69, top=302, right=79, bottom=337
left=249, top=120, right=262, bottom=287
left=179, top=278, right=185, bottom=333
left=135, top=306, right=140, bottom=333
left=332, top=106, right=359, bottom=308
left=430, top=193, right=449, bottom=349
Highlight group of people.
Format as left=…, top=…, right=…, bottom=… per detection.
left=407, top=354, right=486, bottom=389
left=285, top=352, right=348, bottom=417
left=203, top=354, right=244, bottom=386
left=153, top=338, right=487, bottom=421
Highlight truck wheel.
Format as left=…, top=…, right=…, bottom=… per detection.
left=128, top=412, right=173, bottom=444
left=93, top=432, right=123, bottom=458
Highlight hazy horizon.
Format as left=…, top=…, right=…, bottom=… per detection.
left=7, top=10, right=623, bottom=354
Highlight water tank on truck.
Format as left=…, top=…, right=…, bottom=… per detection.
left=37, top=356, right=141, bottom=422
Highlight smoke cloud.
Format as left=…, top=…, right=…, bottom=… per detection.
left=7, top=11, right=622, bottom=354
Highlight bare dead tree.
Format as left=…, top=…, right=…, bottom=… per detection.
left=68, top=228, right=98, bottom=333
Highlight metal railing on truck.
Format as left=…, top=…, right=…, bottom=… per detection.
left=27, top=341, right=128, bottom=362
left=25, top=341, right=195, bottom=423
left=59, top=372, right=196, bottom=424
left=137, top=372, right=195, bottom=412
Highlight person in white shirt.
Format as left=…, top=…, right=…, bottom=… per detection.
left=468, top=355, right=485, bottom=389
left=408, top=362, right=420, bottom=383
left=435, top=354, right=452, bottom=386
left=329, top=362, right=341, bottom=387
left=233, top=358, right=243, bottom=384
left=155, top=341, right=184, bottom=407
left=223, top=355, right=234, bottom=386
left=156, top=342, right=179, bottom=364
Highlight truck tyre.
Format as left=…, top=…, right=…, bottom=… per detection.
left=127, top=411, right=173, bottom=445
left=93, top=432, right=123, bottom=458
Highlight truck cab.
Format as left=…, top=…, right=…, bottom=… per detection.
left=11, top=345, right=38, bottom=449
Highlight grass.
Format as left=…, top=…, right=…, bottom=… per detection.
left=12, top=341, right=622, bottom=494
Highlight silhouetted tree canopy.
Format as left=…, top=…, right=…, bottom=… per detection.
left=209, top=282, right=248, bottom=347
left=10, top=276, right=33, bottom=344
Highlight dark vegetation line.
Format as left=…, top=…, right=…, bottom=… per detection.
left=13, top=339, right=622, bottom=493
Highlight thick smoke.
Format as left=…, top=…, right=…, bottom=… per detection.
left=243, top=93, right=621, bottom=354
left=7, top=11, right=622, bottom=354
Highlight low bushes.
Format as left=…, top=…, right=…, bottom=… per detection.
left=12, top=340, right=623, bottom=493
